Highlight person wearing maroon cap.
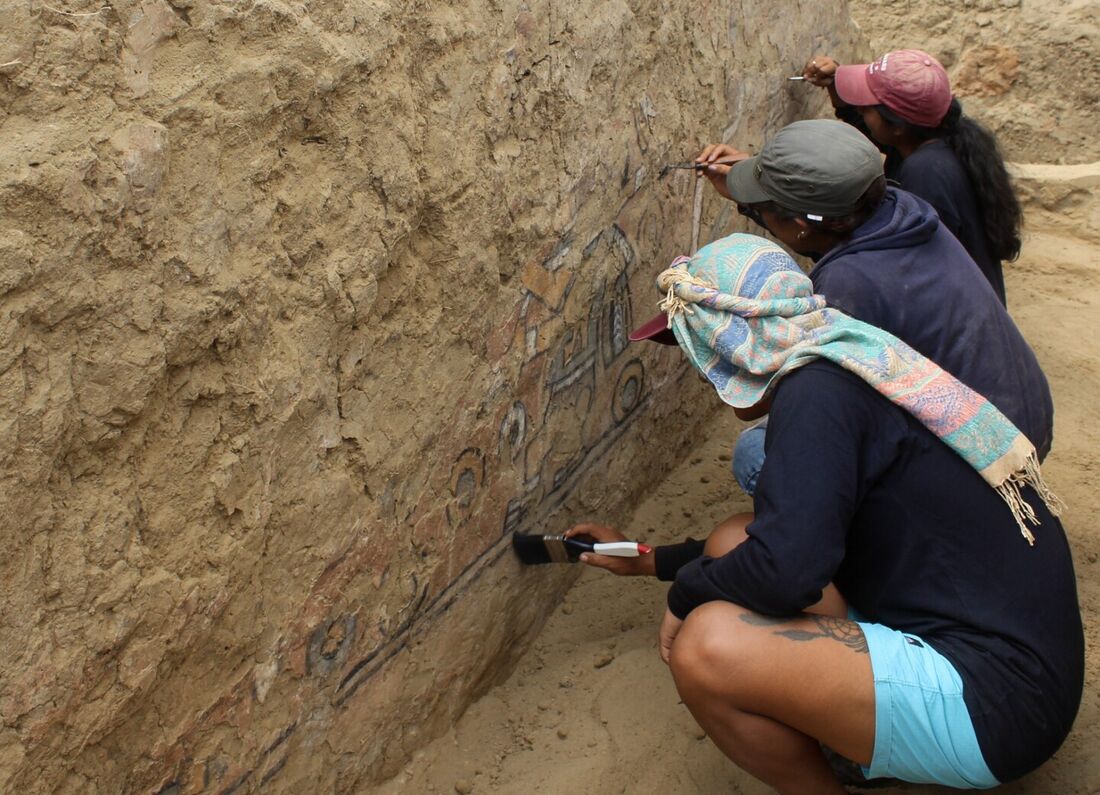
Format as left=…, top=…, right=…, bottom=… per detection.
left=801, top=49, right=1022, bottom=306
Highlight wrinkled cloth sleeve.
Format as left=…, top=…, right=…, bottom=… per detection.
left=654, top=539, right=706, bottom=581
left=666, top=367, right=900, bottom=618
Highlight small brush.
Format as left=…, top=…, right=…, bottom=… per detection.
left=665, top=158, right=744, bottom=170
left=511, top=533, right=652, bottom=565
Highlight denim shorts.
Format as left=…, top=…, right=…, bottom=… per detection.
left=855, top=620, right=1000, bottom=788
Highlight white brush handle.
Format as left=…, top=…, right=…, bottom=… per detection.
left=592, top=542, right=643, bottom=557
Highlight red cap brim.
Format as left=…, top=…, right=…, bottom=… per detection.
left=629, top=312, right=679, bottom=345
left=834, top=63, right=880, bottom=107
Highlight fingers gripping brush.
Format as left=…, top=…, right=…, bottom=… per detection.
left=511, top=533, right=652, bottom=564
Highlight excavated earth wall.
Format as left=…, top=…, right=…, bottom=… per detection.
left=0, top=1, right=855, bottom=791
left=850, top=0, right=1100, bottom=163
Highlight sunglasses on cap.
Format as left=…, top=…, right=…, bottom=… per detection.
left=738, top=204, right=825, bottom=228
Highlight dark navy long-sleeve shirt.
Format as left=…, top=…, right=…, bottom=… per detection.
left=667, top=361, right=1083, bottom=783
left=893, top=141, right=1004, bottom=304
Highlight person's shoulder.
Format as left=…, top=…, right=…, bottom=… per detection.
left=774, top=360, right=872, bottom=406
left=903, top=138, right=957, bottom=167
left=811, top=258, right=884, bottom=320
left=772, top=361, right=909, bottom=446
left=898, top=142, right=966, bottom=192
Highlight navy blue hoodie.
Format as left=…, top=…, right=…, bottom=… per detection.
left=811, top=188, right=1053, bottom=458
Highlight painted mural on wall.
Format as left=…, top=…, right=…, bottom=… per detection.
left=132, top=62, right=805, bottom=795
left=145, top=157, right=698, bottom=795
left=0, top=0, right=857, bottom=785
left=334, top=207, right=678, bottom=708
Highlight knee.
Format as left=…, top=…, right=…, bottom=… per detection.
left=703, top=513, right=752, bottom=557
left=670, top=602, right=751, bottom=696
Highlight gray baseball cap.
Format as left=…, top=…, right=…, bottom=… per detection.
left=725, top=119, right=883, bottom=217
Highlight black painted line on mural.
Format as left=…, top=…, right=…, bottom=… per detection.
left=259, top=754, right=289, bottom=787
left=222, top=767, right=253, bottom=795
left=534, top=391, right=653, bottom=517
left=333, top=389, right=652, bottom=708
left=332, top=538, right=516, bottom=707
left=263, top=721, right=299, bottom=757
left=335, top=585, right=427, bottom=696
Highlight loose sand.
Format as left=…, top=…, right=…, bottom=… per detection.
left=363, top=221, right=1100, bottom=795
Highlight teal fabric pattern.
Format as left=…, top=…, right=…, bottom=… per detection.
left=654, top=233, right=1062, bottom=543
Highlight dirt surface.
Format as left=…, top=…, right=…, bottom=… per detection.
left=363, top=221, right=1100, bottom=794
left=0, top=1, right=862, bottom=790
left=364, top=0, right=1100, bottom=786
left=1, top=0, right=1093, bottom=790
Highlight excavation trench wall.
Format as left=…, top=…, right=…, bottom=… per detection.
left=850, top=0, right=1100, bottom=163
left=0, top=1, right=855, bottom=791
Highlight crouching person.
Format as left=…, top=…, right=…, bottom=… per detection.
left=573, top=235, right=1083, bottom=792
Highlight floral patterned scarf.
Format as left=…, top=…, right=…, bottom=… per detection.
left=657, top=233, right=1062, bottom=543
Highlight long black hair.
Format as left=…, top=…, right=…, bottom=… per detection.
left=877, top=99, right=1022, bottom=262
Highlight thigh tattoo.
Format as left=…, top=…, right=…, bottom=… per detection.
left=740, top=613, right=869, bottom=654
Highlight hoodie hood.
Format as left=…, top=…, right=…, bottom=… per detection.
left=814, top=187, right=940, bottom=274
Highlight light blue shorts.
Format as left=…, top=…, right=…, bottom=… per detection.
left=856, top=620, right=1000, bottom=788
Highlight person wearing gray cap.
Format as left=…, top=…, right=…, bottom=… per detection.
left=689, top=119, right=1052, bottom=500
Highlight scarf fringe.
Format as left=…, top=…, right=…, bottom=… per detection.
left=657, top=267, right=717, bottom=325
left=1023, top=453, right=1067, bottom=516
left=994, top=452, right=1065, bottom=546
left=659, top=284, right=695, bottom=324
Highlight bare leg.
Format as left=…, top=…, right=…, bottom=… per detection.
left=670, top=601, right=875, bottom=795
left=705, top=513, right=849, bottom=618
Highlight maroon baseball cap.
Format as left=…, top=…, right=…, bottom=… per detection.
left=834, top=49, right=952, bottom=128
left=629, top=311, right=678, bottom=345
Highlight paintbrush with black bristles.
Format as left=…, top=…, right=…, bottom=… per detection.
left=511, top=532, right=652, bottom=565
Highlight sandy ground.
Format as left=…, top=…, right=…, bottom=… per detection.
left=362, top=220, right=1100, bottom=794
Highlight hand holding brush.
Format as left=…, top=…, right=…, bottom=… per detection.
left=512, top=524, right=654, bottom=574
left=543, top=523, right=655, bottom=576
left=663, top=147, right=752, bottom=182
left=689, top=144, right=753, bottom=201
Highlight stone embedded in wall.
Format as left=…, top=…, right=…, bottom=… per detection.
left=120, top=0, right=185, bottom=97
left=110, top=121, right=170, bottom=213
left=953, top=44, right=1020, bottom=97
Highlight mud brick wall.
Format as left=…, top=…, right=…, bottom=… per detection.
left=0, top=1, right=855, bottom=791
